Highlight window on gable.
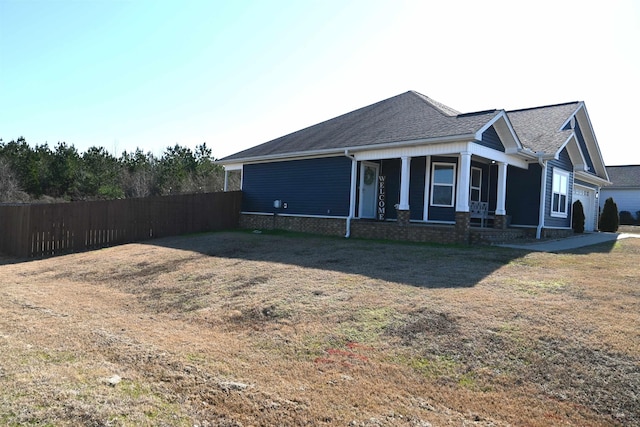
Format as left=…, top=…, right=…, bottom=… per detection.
left=431, top=163, right=456, bottom=207
left=470, top=167, right=482, bottom=202
left=551, top=169, right=569, bottom=217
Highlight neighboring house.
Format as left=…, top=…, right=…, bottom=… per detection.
left=600, top=165, right=640, bottom=219
left=218, top=91, right=610, bottom=244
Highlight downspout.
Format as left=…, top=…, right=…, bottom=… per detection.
left=536, top=154, right=548, bottom=239
left=344, top=150, right=357, bottom=238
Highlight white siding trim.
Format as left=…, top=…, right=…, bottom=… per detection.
left=355, top=141, right=471, bottom=161
left=223, top=163, right=243, bottom=171
left=468, top=143, right=529, bottom=169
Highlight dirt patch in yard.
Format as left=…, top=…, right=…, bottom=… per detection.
left=0, top=231, right=638, bottom=426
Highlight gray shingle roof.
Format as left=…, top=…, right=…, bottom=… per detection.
left=219, top=91, right=498, bottom=162
left=605, top=165, right=640, bottom=188
left=506, top=102, right=580, bottom=154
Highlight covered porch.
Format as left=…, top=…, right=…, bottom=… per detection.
left=347, top=140, right=531, bottom=244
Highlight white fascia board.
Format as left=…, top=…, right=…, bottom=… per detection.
left=356, top=140, right=530, bottom=169
left=222, top=163, right=243, bottom=171
left=560, top=135, right=589, bottom=172
left=468, top=143, right=530, bottom=169
left=215, top=148, right=343, bottom=165
left=474, top=111, right=523, bottom=151
left=574, top=170, right=611, bottom=187
left=559, top=101, right=584, bottom=131
left=575, top=106, right=610, bottom=181
left=355, top=140, right=472, bottom=161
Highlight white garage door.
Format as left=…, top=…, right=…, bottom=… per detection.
left=573, top=186, right=596, bottom=232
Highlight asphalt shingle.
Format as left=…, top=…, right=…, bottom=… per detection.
left=506, top=102, right=580, bottom=154
left=219, top=91, right=498, bottom=162
left=219, top=92, right=584, bottom=163
left=605, top=165, right=640, bottom=188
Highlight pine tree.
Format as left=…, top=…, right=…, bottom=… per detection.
left=572, top=200, right=585, bottom=233
left=599, top=197, right=619, bottom=232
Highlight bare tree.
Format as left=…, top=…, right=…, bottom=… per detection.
left=0, top=157, right=29, bottom=203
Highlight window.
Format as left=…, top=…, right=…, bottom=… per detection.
left=551, top=169, right=569, bottom=217
left=431, top=163, right=456, bottom=207
left=470, top=167, right=482, bottom=202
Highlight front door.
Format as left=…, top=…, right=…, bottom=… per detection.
left=359, top=162, right=379, bottom=218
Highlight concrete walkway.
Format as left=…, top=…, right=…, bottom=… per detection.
left=497, top=232, right=640, bottom=252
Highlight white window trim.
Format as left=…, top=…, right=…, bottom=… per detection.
left=470, top=166, right=482, bottom=202
left=430, top=162, right=456, bottom=207
left=551, top=168, right=570, bottom=218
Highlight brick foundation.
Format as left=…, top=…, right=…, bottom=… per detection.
left=239, top=213, right=544, bottom=245
left=350, top=220, right=461, bottom=244
left=240, top=214, right=346, bottom=237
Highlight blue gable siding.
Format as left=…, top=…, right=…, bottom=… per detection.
left=409, top=157, right=426, bottom=220
left=242, top=157, right=351, bottom=216
left=506, top=164, right=541, bottom=226
left=574, top=121, right=596, bottom=174
left=544, top=149, right=573, bottom=228
left=480, top=126, right=506, bottom=152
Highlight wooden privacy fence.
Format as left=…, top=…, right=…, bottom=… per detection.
left=0, top=191, right=242, bottom=258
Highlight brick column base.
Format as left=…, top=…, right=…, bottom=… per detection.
left=396, top=210, right=411, bottom=226
left=455, top=211, right=471, bottom=244
left=493, top=214, right=508, bottom=230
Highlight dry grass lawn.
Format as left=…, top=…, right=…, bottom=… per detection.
left=0, top=231, right=638, bottom=426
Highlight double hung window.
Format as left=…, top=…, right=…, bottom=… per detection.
left=551, top=169, right=569, bottom=217
left=431, top=163, right=456, bottom=207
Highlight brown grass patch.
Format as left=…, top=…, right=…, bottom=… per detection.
left=0, top=231, right=638, bottom=426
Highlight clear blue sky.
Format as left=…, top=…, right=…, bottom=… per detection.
left=1, top=0, right=639, bottom=165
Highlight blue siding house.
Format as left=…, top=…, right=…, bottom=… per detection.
left=218, top=91, right=610, bottom=243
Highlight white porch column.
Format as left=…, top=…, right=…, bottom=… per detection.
left=399, top=156, right=411, bottom=210
left=223, top=169, right=229, bottom=192
left=496, top=162, right=507, bottom=215
left=456, top=152, right=471, bottom=212
left=422, top=156, right=431, bottom=221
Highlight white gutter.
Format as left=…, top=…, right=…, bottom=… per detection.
left=344, top=149, right=357, bottom=238
left=216, top=134, right=476, bottom=166
left=517, top=147, right=539, bottom=160
left=536, top=154, right=548, bottom=239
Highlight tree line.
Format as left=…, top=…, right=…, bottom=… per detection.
left=0, top=137, right=239, bottom=203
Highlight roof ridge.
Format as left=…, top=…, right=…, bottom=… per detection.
left=457, top=109, right=499, bottom=118
left=409, top=90, right=461, bottom=116
left=508, top=101, right=581, bottom=113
